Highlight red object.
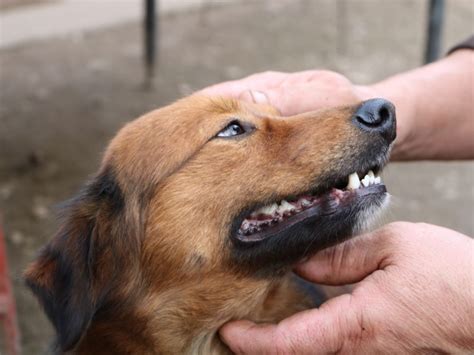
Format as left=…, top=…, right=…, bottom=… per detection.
left=0, top=222, right=20, bottom=355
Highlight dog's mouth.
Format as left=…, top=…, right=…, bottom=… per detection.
left=235, top=167, right=386, bottom=243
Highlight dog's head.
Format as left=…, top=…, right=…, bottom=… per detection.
left=25, top=95, right=395, bottom=351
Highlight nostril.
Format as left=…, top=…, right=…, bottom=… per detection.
left=379, top=106, right=390, bottom=124
left=352, top=98, right=396, bottom=143
left=356, top=112, right=380, bottom=127
left=355, top=102, right=391, bottom=127
left=354, top=99, right=394, bottom=127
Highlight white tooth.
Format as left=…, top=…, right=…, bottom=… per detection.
left=346, top=172, right=360, bottom=190
left=368, top=171, right=375, bottom=185
left=301, top=198, right=311, bottom=207
left=257, top=203, right=278, bottom=215
left=362, top=176, right=371, bottom=187
left=270, top=203, right=279, bottom=213
left=277, top=200, right=294, bottom=214
left=374, top=176, right=381, bottom=184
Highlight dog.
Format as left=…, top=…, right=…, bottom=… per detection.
left=25, top=95, right=395, bottom=354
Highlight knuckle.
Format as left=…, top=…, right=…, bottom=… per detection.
left=414, top=222, right=432, bottom=231
left=286, top=70, right=351, bottom=88
left=379, top=222, right=429, bottom=258
left=412, top=222, right=435, bottom=241
left=326, top=244, right=345, bottom=274
left=386, top=221, right=413, bottom=230
left=382, top=221, right=414, bottom=240
left=263, top=70, right=281, bottom=76
left=260, top=70, right=285, bottom=79
left=369, top=223, right=404, bottom=258
left=311, top=70, right=351, bottom=84
left=319, top=242, right=352, bottom=281
left=388, top=221, right=426, bottom=238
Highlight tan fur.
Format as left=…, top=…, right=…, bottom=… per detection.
left=25, top=95, right=367, bottom=354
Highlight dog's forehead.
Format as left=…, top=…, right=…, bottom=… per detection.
left=102, top=96, right=250, bottom=190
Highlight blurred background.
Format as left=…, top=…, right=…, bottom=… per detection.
left=0, top=0, right=473, bottom=353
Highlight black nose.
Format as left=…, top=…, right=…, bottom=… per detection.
left=353, top=98, right=396, bottom=143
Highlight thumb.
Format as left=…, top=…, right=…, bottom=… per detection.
left=220, top=294, right=366, bottom=354
left=296, top=227, right=394, bottom=285
left=219, top=320, right=279, bottom=354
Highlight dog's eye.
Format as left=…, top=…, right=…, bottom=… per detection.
left=216, top=121, right=247, bottom=138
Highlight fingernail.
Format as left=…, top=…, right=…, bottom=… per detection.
left=250, top=90, right=269, bottom=104
left=239, top=90, right=269, bottom=104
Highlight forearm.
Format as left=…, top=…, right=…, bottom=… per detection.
left=370, top=50, right=474, bottom=160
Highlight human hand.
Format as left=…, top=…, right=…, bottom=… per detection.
left=219, top=222, right=474, bottom=354
left=200, top=70, right=414, bottom=160
left=201, top=70, right=375, bottom=116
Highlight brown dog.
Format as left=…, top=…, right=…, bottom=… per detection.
left=25, top=95, right=395, bottom=354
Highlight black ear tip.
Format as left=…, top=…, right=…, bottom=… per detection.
left=25, top=243, right=96, bottom=352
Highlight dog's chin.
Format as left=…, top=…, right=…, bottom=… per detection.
left=229, top=181, right=389, bottom=276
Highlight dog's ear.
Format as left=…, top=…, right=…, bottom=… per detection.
left=24, top=215, right=98, bottom=351
left=24, top=166, right=140, bottom=351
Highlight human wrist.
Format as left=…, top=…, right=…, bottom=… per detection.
left=369, top=50, right=473, bottom=160
left=367, top=74, right=419, bottom=160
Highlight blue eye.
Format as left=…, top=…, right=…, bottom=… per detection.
left=216, top=121, right=246, bottom=138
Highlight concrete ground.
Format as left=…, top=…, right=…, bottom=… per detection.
left=0, top=0, right=239, bottom=49
left=0, top=0, right=472, bottom=353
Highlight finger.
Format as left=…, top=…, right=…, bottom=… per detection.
left=239, top=90, right=269, bottom=105
left=198, top=80, right=250, bottom=98
left=198, top=71, right=288, bottom=98
left=220, top=294, right=364, bottom=354
left=219, top=320, right=280, bottom=354
left=296, top=228, right=394, bottom=285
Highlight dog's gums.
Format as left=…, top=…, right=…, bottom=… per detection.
left=237, top=169, right=384, bottom=240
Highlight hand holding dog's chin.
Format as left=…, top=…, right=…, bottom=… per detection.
left=219, top=222, right=474, bottom=354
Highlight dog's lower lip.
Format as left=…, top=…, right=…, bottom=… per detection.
left=236, top=183, right=387, bottom=243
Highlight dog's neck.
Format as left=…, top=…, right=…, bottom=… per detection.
left=75, top=273, right=311, bottom=354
